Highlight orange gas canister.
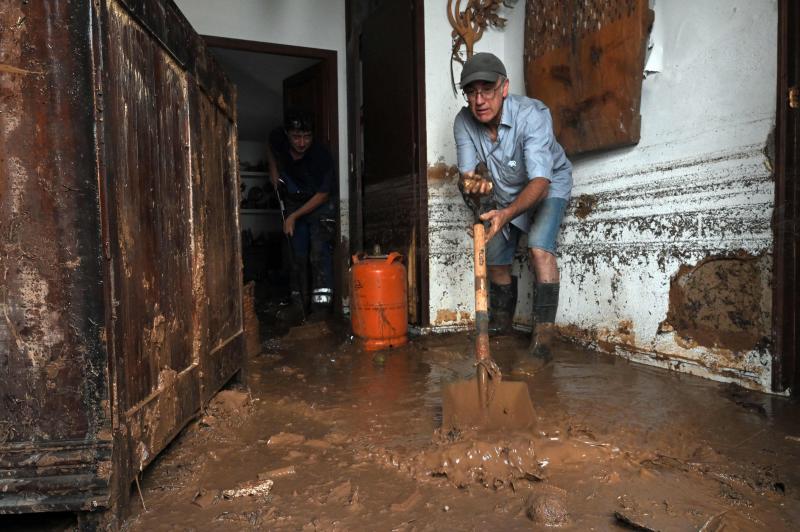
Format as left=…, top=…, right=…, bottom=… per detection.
left=350, top=252, right=408, bottom=351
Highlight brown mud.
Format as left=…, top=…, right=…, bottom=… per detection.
left=120, top=324, right=800, bottom=531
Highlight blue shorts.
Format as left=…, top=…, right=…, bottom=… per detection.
left=485, top=197, right=568, bottom=266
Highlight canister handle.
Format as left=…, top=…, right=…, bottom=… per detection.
left=386, top=252, right=402, bottom=264
left=352, top=252, right=402, bottom=264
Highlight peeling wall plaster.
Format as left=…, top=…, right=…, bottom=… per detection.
left=423, top=0, right=778, bottom=391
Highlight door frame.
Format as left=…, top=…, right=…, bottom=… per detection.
left=201, top=36, right=345, bottom=311
left=772, top=0, right=799, bottom=394
left=202, top=36, right=339, bottom=194
left=345, top=0, right=429, bottom=326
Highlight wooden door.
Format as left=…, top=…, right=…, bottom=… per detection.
left=284, top=62, right=331, bottom=148
left=99, top=0, right=202, bottom=485
left=0, top=0, right=112, bottom=513
left=0, top=0, right=242, bottom=516
left=97, top=0, right=243, bottom=510
left=359, top=0, right=425, bottom=323
left=190, top=82, right=244, bottom=404
left=774, top=0, right=800, bottom=393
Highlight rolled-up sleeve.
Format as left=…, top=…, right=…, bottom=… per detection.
left=454, top=112, right=478, bottom=174
left=522, top=108, right=555, bottom=182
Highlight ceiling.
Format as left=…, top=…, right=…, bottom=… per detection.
left=209, top=47, right=319, bottom=141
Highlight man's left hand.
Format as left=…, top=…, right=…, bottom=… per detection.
left=459, top=175, right=494, bottom=196
left=480, top=208, right=512, bottom=243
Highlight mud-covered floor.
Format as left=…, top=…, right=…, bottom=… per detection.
left=120, top=322, right=800, bottom=531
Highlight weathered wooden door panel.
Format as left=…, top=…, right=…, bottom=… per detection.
left=0, top=0, right=242, bottom=516
left=774, top=0, right=800, bottom=393
left=0, top=0, right=112, bottom=512
left=98, top=0, right=200, bottom=480
left=189, top=81, right=244, bottom=402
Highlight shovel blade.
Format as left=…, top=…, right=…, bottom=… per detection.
left=442, top=379, right=536, bottom=431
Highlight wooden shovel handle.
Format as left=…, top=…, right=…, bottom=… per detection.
left=474, top=223, right=490, bottom=363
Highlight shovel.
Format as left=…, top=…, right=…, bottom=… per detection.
left=441, top=182, right=536, bottom=431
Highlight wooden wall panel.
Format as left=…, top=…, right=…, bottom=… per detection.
left=524, top=0, right=653, bottom=155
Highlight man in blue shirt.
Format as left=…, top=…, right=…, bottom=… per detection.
left=454, top=53, right=572, bottom=356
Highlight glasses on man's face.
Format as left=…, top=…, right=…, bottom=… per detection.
left=462, top=79, right=503, bottom=102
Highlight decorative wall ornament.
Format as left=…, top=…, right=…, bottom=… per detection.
left=447, top=0, right=516, bottom=95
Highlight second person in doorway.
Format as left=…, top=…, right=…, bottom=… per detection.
left=267, top=109, right=336, bottom=323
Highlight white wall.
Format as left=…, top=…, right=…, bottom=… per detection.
left=423, top=0, right=778, bottom=392
left=173, top=0, right=348, bottom=206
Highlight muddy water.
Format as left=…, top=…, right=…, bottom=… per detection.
left=122, top=323, right=800, bottom=531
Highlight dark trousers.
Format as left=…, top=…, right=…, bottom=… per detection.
left=286, top=196, right=335, bottom=308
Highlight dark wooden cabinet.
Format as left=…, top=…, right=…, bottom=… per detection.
left=0, top=0, right=243, bottom=519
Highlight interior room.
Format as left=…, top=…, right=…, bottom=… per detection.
left=1, top=0, right=798, bottom=529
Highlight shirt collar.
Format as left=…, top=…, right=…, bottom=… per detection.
left=499, top=96, right=514, bottom=129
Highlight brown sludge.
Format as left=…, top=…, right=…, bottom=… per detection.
left=122, top=328, right=800, bottom=530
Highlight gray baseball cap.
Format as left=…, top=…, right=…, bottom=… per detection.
left=460, top=52, right=507, bottom=88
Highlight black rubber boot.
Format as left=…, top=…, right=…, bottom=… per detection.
left=529, top=282, right=560, bottom=358
left=488, top=277, right=517, bottom=335
left=278, top=256, right=308, bottom=324
left=277, top=291, right=305, bottom=324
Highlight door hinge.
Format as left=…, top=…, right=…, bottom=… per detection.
left=790, top=85, right=800, bottom=109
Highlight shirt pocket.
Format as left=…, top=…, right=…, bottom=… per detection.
left=500, top=143, right=526, bottom=186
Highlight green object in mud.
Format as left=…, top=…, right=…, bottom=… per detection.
left=372, top=353, right=386, bottom=365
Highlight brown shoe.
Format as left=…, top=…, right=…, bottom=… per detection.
left=529, top=322, right=557, bottom=358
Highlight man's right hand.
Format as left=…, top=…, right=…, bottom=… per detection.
left=480, top=207, right=512, bottom=243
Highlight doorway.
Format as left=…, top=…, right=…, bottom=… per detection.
left=346, top=0, right=428, bottom=325
left=773, top=0, right=799, bottom=394
left=204, top=37, right=339, bottom=326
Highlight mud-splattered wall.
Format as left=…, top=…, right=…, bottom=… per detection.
left=547, top=0, right=777, bottom=392
left=423, top=0, right=778, bottom=392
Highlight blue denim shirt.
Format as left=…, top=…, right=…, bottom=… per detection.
left=454, top=94, right=572, bottom=233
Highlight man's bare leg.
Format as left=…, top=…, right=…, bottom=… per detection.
left=530, top=248, right=559, bottom=283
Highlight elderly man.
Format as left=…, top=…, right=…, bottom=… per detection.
left=453, top=53, right=572, bottom=356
